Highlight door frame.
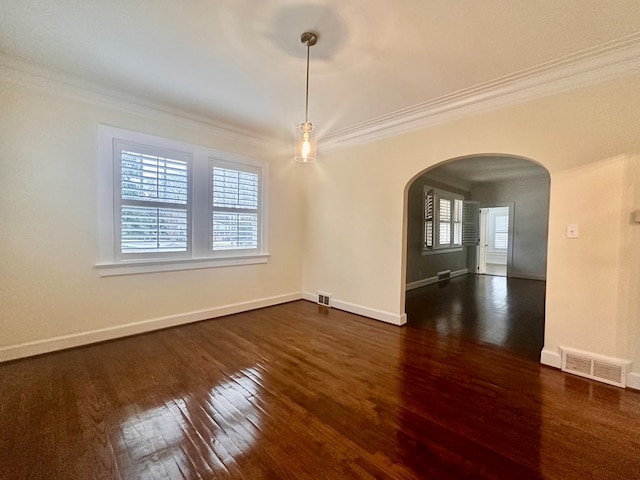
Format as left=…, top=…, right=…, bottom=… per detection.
left=476, top=202, right=515, bottom=276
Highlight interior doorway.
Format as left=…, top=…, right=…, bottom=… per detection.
left=478, top=206, right=510, bottom=277
left=403, top=154, right=550, bottom=360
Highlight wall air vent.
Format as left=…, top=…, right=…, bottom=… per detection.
left=561, top=347, right=629, bottom=388
left=317, top=292, right=331, bottom=307
left=437, top=270, right=452, bottom=281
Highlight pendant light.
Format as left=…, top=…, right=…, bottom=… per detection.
left=295, top=31, right=318, bottom=163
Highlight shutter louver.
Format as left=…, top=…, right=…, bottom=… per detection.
left=439, top=198, right=451, bottom=245
left=462, top=201, right=480, bottom=246
left=212, top=166, right=259, bottom=250
left=453, top=198, right=463, bottom=245
left=494, top=214, right=509, bottom=249
left=424, top=189, right=434, bottom=248
left=120, top=150, right=189, bottom=254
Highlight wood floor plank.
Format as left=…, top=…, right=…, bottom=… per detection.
left=1, top=299, right=640, bottom=479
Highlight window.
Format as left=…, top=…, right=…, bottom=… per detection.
left=493, top=214, right=509, bottom=250
left=117, top=145, right=191, bottom=258
left=97, top=126, right=269, bottom=276
left=424, top=187, right=464, bottom=251
left=212, top=162, right=260, bottom=251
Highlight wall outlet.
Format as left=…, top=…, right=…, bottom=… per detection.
left=566, top=224, right=579, bottom=239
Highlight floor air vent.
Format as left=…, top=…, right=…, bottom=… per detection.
left=317, top=292, right=331, bottom=307
left=561, top=347, right=629, bottom=388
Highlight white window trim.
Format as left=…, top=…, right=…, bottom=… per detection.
left=422, top=186, right=465, bottom=254
left=96, top=125, right=269, bottom=276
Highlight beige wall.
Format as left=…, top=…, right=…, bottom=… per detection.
left=0, top=80, right=304, bottom=358
left=304, top=75, right=640, bottom=373
left=2, top=70, right=640, bottom=380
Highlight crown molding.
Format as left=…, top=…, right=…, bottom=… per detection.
left=320, top=32, right=640, bottom=150
left=3, top=32, right=640, bottom=155
left=0, top=53, right=288, bottom=156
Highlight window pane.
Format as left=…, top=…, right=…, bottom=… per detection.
left=453, top=223, right=462, bottom=245
left=424, top=190, right=434, bottom=248
left=212, top=165, right=260, bottom=251
left=494, top=214, right=509, bottom=249
left=121, top=151, right=188, bottom=204
left=439, top=222, right=451, bottom=244
left=439, top=198, right=451, bottom=245
left=439, top=199, right=451, bottom=222
left=213, top=167, right=259, bottom=209
left=121, top=206, right=187, bottom=253
left=213, top=212, right=258, bottom=250
left=453, top=199, right=463, bottom=245
left=454, top=199, right=463, bottom=222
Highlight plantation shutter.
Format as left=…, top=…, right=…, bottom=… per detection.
left=462, top=201, right=480, bottom=246
left=424, top=189, right=434, bottom=248
left=439, top=198, right=452, bottom=245
left=494, top=214, right=509, bottom=249
left=453, top=198, right=463, bottom=245
left=212, top=163, right=260, bottom=250
left=119, top=149, right=190, bottom=255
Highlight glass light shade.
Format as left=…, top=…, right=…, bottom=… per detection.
left=294, top=122, right=317, bottom=163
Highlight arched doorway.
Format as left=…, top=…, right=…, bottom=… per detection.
left=403, top=154, right=550, bottom=360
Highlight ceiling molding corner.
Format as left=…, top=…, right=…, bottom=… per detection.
left=320, top=32, right=640, bottom=151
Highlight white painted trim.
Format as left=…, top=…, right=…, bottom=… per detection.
left=559, top=346, right=631, bottom=388
left=321, top=32, right=640, bottom=150
left=3, top=33, right=640, bottom=155
left=560, top=346, right=631, bottom=367
left=406, top=276, right=439, bottom=291
left=302, top=293, right=407, bottom=326
left=406, top=268, right=469, bottom=291
left=95, top=254, right=271, bottom=276
left=540, top=348, right=562, bottom=369
left=627, top=373, right=640, bottom=391
left=509, top=273, right=546, bottom=281
left=0, top=292, right=302, bottom=363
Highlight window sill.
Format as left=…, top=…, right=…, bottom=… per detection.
left=95, top=253, right=270, bottom=277
left=422, top=247, right=464, bottom=256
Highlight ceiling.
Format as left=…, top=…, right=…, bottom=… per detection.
left=2, top=1, right=640, bottom=147
left=422, top=155, right=549, bottom=190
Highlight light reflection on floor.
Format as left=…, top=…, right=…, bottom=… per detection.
left=481, top=276, right=508, bottom=347
left=114, top=367, right=263, bottom=478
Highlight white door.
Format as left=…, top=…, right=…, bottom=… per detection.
left=477, top=208, right=488, bottom=274
left=477, top=206, right=510, bottom=276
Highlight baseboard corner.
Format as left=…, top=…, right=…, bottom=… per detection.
left=540, top=348, right=562, bottom=369
left=627, top=372, right=640, bottom=391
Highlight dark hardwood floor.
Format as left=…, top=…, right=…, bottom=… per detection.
left=1, top=300, right=639, bottom=479
left=405, top=274, right=546, bottom=361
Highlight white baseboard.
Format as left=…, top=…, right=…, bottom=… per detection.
left=627, top=372, right=640, bottom=391
left=302, top=292, right=407, bottom=326
left=0, top=292, right=303, bottom=363
left=406, top=268, right=469, bottom=291
left=545, top=346, right=638, bottom=389
left=540, top=348, right=562, bottom=369
left=509, top=273, right=546, bottom=281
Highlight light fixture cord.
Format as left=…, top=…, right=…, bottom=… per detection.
left=304, top=40, right=310, bottom=123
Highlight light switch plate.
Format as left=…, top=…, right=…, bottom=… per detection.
left=567, top=224, right=579, bottom=238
